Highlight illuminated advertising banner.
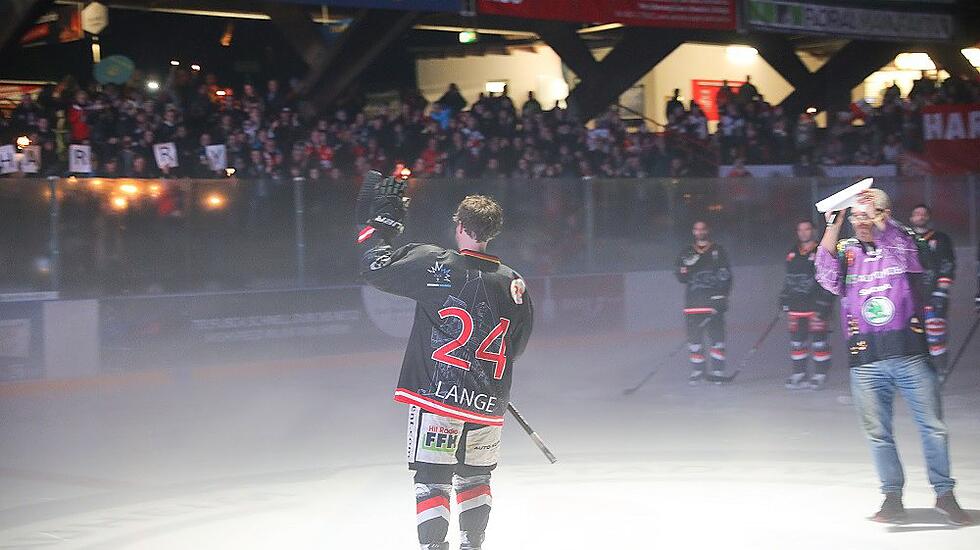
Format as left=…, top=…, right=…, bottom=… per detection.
left=747, top=0, right=953, bottom=41
left=477, top=0, right=737, bottom=31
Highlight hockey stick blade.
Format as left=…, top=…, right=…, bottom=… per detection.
left=705, top=369, right=740, bottom=384
left=507, top=402, right=558, bottom=464
left=623, top=314, right=715, bottom=396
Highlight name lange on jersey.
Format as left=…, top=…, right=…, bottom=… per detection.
left=433, top=381, right=498, bottom=414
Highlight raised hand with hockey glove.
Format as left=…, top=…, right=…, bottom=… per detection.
left=355, top=169, right=410, bottom=242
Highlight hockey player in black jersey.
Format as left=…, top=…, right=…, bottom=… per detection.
left=675, top=220, right=733, bottom=384
left=909, top=204, right=956, bottom=374
left=356, top=170, right=534, bottom=550
left=778, top=220, right=834, bottom=390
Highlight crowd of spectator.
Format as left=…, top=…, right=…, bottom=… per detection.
left=665, top=73, right=980, bottom=176
left=3, top=69, right=980, bottom=183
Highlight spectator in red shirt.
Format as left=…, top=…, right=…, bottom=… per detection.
left=68, top=90, right=91, bottom=142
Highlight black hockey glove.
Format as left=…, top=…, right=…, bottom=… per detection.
left=355, top=169, right=410, bottom=238
left=710, top=295, right=728, bottom=314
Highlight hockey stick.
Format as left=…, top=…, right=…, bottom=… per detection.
left=507, top=402, right=558, bottom=464
left=709, top=312, right=782, bottom=384
left=622, top=314, right=714, bottom=395
left=941, top=314, right=980, bottom=390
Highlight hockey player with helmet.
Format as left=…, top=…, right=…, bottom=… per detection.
left=355, top=170, right=534, bottom=550
left=779, top=219, right=835, bottom=390
left=675, top=220, right=733, bottom=384
left=908, top=204, right=956, bottom=376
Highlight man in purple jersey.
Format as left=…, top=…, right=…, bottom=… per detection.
left=816, top=188, right=972, bottom=525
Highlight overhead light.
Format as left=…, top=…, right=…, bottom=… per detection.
left=414, top=24, right=537, bottom=38
left=190, top=63, right=201, bottom=71
left=577, top=22, right=623, bottom=34
left=458, top=30, right=478, bottom=44
left=16, top=136, right=30, bottom=149
left=726, top=45, right=758, bottom=64
left=215, top=90, right=227, bottom=96
left=894, top=52, right=935, bottom=71
left=170, top=59, right=180, bottom=66
left=806, top=107, right=817, bottom=114
left=961, top=48, right=980, bottom=68
left=146, top=80, right=160, bottom=91
left=224, top=168, right=236, bottom=177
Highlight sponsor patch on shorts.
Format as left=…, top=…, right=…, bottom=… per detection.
left=463, top=425, right=502, bottom=467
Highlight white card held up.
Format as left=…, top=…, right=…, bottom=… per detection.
left=815, top=177, right=873, bottom=213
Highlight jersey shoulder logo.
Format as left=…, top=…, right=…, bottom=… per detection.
left=426, top=262, right=452, bottom=288
left=369, top=253, right=392, bottom=271
left=510, top=278, right=526, bottom=305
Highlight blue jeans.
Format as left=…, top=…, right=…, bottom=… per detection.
left=850, top=354, right=954, bottom=496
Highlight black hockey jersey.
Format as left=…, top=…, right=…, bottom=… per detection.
left=778, top=242, right=834, bottom=313
left=360, top=240, right=533, bottom=426
left=919, top=229, right=955, bottom=288
left=674, top=243, right=732, bottom=311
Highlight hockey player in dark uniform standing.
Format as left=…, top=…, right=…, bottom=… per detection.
left=779, top=219, right=835, bottom=390
left=908, top=204, right=956, bottom=375
left=675, top=220, right=733, bottom=384
left=356, top=170, right=534, bottom=550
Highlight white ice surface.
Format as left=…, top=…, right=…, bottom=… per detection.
left=2, top=327, right=979, bottom=549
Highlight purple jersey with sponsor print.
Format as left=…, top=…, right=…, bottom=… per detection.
left=815, top=220, right=928, bottom=366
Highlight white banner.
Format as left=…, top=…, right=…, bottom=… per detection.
left=68, top=144, right=92, bottom=173
left=0, top=145, right=16, bottom=174
left=19, top=145, right=41, bottom=174
left=205, top=144, right=227, bottom=171
left=153, top=142, right=179, bottom=169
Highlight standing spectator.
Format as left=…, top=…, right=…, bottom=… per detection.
left=68, top=90, right=91, bottom=142
left=665, top=88, right=684, bottom=121
left=436, top=83, right=467, bottom=114
left=716, top=80, right=735, bottom=114
left=521, top=91, right=542, bottom=118
left=737, top=75, right=758, bottom=105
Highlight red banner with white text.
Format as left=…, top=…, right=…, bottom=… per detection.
left=921, top=104, right=980, bottom=174
left=477, top=0, right=737, bottom=30
left=691, top=79, right=744, bottom=121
